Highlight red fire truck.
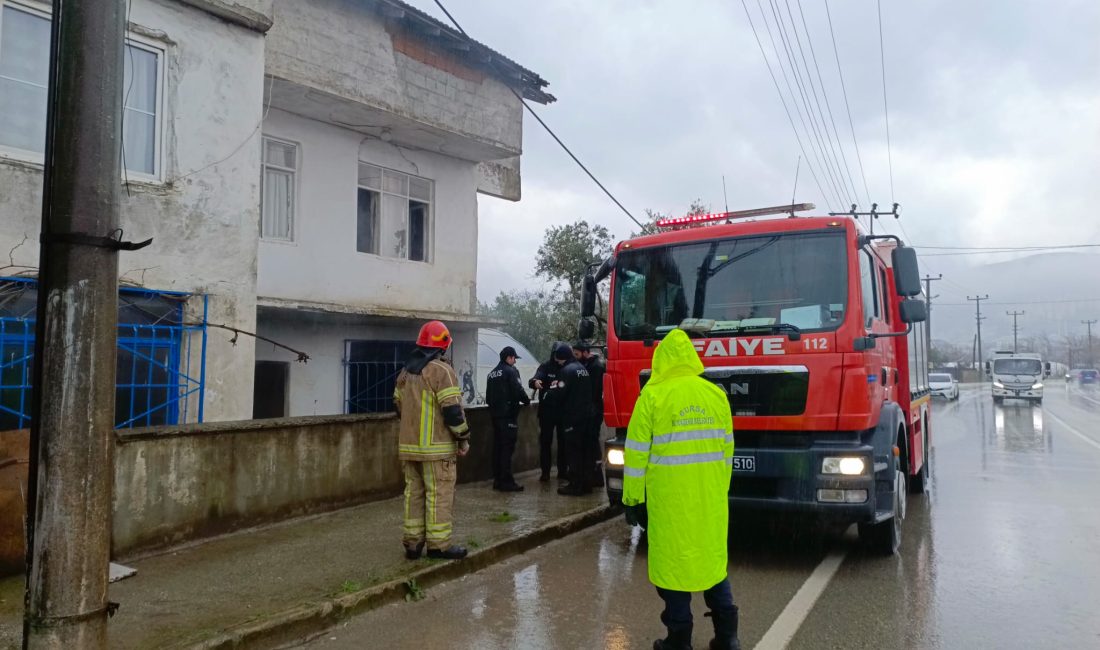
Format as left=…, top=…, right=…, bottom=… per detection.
left=579, top=204, right=931, bottom=554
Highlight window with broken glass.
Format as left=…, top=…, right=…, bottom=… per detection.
left=356, top=162, right=431, bottom=262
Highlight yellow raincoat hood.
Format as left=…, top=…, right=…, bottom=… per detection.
left=649, top=329, right=704, bottom=385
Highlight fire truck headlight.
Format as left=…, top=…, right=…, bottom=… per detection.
left=607, top=449, right=625, bottom=466
left=1031, top=382, right=1043, bottom=390
left=822, top=457, right=866, bottom=475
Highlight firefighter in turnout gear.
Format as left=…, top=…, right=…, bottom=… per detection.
left=393, top=321, right=470, bottom=561
left=623, top=329, right=740, bottom=650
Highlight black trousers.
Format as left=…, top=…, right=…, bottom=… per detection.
left=492, top=416, right=519, bottom=487
left=563, top=420, right=591, bottom=490
left=657, top=578, right=735, bottom=635
left=538, top=416, right=568, bottom=476
left=588, top=414, right=604, bottom=484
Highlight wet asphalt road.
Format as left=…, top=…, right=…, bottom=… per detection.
left=301, top=383, right=1100, bottom=649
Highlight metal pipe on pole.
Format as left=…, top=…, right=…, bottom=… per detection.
left=23, top=1, right=127, bottom=647
left=968, top=295, right=989, bottom=378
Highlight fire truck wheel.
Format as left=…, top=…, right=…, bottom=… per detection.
left=860, top=469, right=905, bottom=556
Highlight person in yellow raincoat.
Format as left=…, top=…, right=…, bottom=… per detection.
left=622, top=328, right=739, bottom=650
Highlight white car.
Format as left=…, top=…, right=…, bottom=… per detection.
left=929, top=373, right=959, bottom=400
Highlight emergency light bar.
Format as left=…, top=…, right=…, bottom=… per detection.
left=655, top=203, right=816, bottom=228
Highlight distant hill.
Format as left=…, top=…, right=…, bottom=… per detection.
left=925, top=252, right=1100, bottom=351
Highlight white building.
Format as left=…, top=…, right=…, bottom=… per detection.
left=0, top=0, right=552, bottom=427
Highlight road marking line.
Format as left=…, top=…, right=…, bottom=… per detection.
left=1068, top=388, right=1100, bottom=407
left=754, top=547, right=848, bottom=650
left=1045, top=410, right=1100, bottom=453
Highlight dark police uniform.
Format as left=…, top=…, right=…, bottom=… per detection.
left=582, top=352, right=607, bottom=487
left=557, top=357, right=595, bottom=495
left=485, top=354, right=530, bottom=490
left=529, top=349, right=569, bottom=480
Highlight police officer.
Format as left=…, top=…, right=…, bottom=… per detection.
left=393, top=321, right=470, bottom=561
left=485, top=346, right=531, bottom=492
left=573, top=341, right=606, bottom=488
left=556, top=343, right=594, bottom=496
left=529, top=343, right=569, bottom=482
left=623, top=329, right=740, bottom=649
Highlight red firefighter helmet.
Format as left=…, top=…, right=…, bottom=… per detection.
left=416, top=320, right=452, bottom=349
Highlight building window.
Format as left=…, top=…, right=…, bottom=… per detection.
left=345, top=340, right=416, bottom=414
left=0, top=2, right=164, bottom=177
left=0, top=278, right=208, bottom=431
left=356, top=162, right=432, bottom=262
left=261, top=137, right=297, bottom=241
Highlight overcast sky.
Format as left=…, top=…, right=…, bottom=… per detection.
left=405, top=0, right=1100, bottom=307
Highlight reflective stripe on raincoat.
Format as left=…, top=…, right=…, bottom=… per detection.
left=623, top=328, right=734, bottom=591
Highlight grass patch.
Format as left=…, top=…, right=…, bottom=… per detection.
left=404, top=578, right=425, bottom=602
left=466, top=538, right=483, bottom=549
left=488, top=511, right=518, bottom=523
left=340, top=580, right=363, bottom=594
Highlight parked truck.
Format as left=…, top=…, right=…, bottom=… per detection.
left=578, top=204, right=931, bottom=555
left=986, top=351, right=1049, bottom=405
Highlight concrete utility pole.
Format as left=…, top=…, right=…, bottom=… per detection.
left=1084, top=320, right=1097, bottom=367
left=922, top=274, right=941, bottom=364
left=968, top=295, right=989, bottom=378
left=1007, top=310, right=1025, bottom=353
left=24, top=1, right=127, bottom=648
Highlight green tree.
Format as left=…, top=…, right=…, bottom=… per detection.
left=534, top=220, right=614, bottom=300
left=479, top=289, right=575, bottom=361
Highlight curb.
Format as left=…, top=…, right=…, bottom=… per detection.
left=182, top=504, right=617, bottom=650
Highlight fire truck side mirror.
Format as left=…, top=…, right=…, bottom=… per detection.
left=891, top=247, right=922, bottom=297
left=577, top=318, right=596, bottom=341
left=899, top=298, right=927, bottom=324
left=580, top=274, right=597, bottom=318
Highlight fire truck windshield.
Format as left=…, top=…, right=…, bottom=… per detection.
left=613, top=231, right=848, bottom=340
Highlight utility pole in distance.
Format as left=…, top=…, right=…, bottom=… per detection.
left=24, top=1, right=129, bottom=648
left=922, top=274, right=941, bottom=364
left=968, top=295, right=989, bottom=378
left=1084, top=319, right=1097, bottom=367
left=1007, top=310, right=1025, bottom=353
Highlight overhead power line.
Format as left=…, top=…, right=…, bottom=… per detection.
left=431, top=0, right=643, bottom=229
left=787, top=0, right=860, bottom=205
left=877, top=0, right=895, bottom=202
left=915, top=243, right=1100, bottom=251
left=823, top=0, right=871, bottom=206
left=740, top=0, right=835, bottom=212
left=765, top=0, right=850, bottom=208
left=936, top=297, right=1100, bottom=307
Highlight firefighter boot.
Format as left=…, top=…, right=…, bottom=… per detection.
left=403, top=541, right=425, bottom=560
left=426, top=545, right=468, bottom=560
left=707, top=606, right=741, bottom=650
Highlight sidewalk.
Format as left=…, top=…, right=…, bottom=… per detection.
left=0, top=471, right=610, bottom=650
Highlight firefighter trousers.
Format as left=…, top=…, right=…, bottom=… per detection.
left=402, top=459, right=457, bottom=551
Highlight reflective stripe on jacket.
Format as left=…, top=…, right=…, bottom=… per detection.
left=394, top=359, right=468, bottom=461
left=623, top=328, right=733, bottom=592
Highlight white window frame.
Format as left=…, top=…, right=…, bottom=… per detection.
left=260, top=135, right=299, bottom=243
left=0, top=0, right=166, bottom=182
left=355, top=162, right=433, bottom=263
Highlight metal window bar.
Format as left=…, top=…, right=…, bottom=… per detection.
left=345, top=360, right=405, bottom=414
left=0, top=277, right=208, bottom=430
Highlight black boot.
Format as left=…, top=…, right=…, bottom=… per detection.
left=403, top=541, right=424, bottom=560
left=426, top=545, right=468, bottom=560
left=653, top=624, right=692, bottom=650
left=707, top=606, right=740, bottom=650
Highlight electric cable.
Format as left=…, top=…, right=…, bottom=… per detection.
left=824, top=0, right=872, bottom=206
left=738, top=0, right=834, bottom=212
left=432, top=0, right=642, bottom=229
left=877, top=0, right=895, bottom=202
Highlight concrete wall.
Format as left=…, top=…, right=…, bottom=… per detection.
left=254, top=310, right=480, bottom=416
left=111, top=405, right=543, bottom=558
left=264, top=0, right=522, bottom=158
left=0, top=0, right=267, bottom=422
left=256, top=108, right=480, bottom=315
